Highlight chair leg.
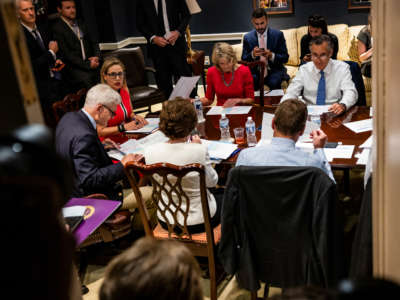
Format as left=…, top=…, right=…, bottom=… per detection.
left=263, top=284, right=270, bottom=299
left=251, top=291, right=258, bottom=300
left=209, top=259, right=217, bottom=300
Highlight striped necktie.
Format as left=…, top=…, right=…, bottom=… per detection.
left=316, top=70, right=326, bottom=105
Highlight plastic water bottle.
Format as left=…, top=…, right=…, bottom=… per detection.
left=194, top=96, right=205, bottom=123
left=245, top=116, right=257, bottom=147
left=219, top=113, right=231, bottom=141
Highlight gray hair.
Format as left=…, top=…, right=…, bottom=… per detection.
left=309, top=34, right=333, bottom=51
left=84, top=84, right=121, bottom=108
left=15, top=0, right=32, bottom=10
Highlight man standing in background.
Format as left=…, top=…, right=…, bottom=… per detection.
left=136, top=0, right=193, bottom=98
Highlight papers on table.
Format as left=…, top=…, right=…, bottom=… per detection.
left=295, top=143, right=355, bottom=162
left=323, top=145, right=355, bottom=162
left=206, top=106, right=252, bottom=115
left=355, top=149, right=370, bottom=165
left=343, top=118, right=373, bottom=133
left=266, top=89, right=284, bottom=96
left=168, top=76, right=200, bottom=100
left=108, top=131, right=168, bottom=160
left=360, top=135, right=373, bottom=148
left=125, top=118, right=160, bottom=134
left=307, top=105, right=331, bottom=116
left=201, top=139, right=238, bottom=162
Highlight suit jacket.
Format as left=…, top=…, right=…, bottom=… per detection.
left=136, top=0, right=190, bottom=45
left=22, top=24, right=56, bottom=100
left=55, top=110, right=124, bottom=200
left=52, top=18, right=100, bottom=72
left=242, top=28, right=289, bottom=82
left=219, top=166, right=345, bottom=291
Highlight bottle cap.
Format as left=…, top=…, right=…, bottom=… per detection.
left=221, top=113, right=226, bottom=118
left=247, top=116, right=252, bottom=120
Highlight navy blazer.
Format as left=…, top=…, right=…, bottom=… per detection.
left=242, top=28, right=289, bottom=81
left=55, top=110, right=124, bottom=200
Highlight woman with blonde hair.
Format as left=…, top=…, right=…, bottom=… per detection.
left=201, top=42, right=254, bottom=107
left=98, top=57, right=147, bottom=142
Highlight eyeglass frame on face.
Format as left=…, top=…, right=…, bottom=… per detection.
left=102, top=104, right=116, bottom=118
left=106, top=71, right=125, bottom=79
left=311, top=53, right=330, bottom=61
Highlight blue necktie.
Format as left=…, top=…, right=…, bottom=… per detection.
left=316, top=70, right=326, bottom=105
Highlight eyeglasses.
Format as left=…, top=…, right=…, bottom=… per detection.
left=311, top=53, right=329, bottom=60
left=102, top=104, right=116, bottom=117
left=106, top=72, right=125, bottom=79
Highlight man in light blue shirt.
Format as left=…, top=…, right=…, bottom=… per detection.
left=236, top=99, right=335, bottom=182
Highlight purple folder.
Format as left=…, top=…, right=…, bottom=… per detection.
left=64, top=198, right=121, bottom=246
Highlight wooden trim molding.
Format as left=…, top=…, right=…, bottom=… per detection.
left=99, top=32, right=246, bottom=50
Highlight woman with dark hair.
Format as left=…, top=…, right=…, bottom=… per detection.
left=357, top=13, right=372, bottom=78
left=144, top=98, right=221, bottom=234
left=0, top=124, right=81, bottom=300
left=300, top=15, right=339, bottom=63
left=100, top=237, right=203, bottom=300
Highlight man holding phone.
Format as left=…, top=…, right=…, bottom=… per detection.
left=242, top=8, right=289, bottom=90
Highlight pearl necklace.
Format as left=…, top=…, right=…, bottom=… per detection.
left=221, top=70, right=235, bottom=87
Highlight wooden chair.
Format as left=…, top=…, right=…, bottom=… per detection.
left=52, top=88, right=86, bottom=124
left=124, top=162, right=221, bottom=300
left=239, top=60, right=266, bottom=106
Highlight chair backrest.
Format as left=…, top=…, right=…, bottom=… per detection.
left=239, top=60, right=265, bottom=106
left=103, top=47, right=148, bottom=88
left=219, top=166, right=344, bottom=291
left=124, top=162, right=215, bottom=241
left=343, top=60, right=367, bottom=106
left=52, top=88, right=86, bottom=124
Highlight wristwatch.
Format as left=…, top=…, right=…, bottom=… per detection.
left=340, top=103, right=347, bottom=111
left=118, top=124, right=126, bottom=133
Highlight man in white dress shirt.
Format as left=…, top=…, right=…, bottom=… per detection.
left=281, top=35, right=357, bottom=115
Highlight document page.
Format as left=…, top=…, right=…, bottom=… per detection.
left=266, top=89, right=284, bottom=96
left=168, top=76, right=200, bottom=100
left=307, top=105, right=331, bottom=116
left=359, top=135, right=373, bottom=148
left=125, top=118, right=160, bottom=134
left=344, top=118, right=373, bottom=133
left=323, top=145, right=355, bottom=162
left=261, top=112, right=274, bottom=141
left=355, top=148, right=370, bottom=165
left=108, top=131, right=168, bottom=160
left=206, top=106, right=252, bottom=115
left=201, top=139, right=238, bottom=160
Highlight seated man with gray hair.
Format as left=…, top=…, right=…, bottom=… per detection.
left=56, top=84, right=151, bottom=210
left=281, top=35, right=357, bottom=115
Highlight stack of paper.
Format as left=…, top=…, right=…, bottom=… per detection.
left=168, top=76, right=200, bottom=100
left=323, top=145, right=355, bottom=162
left=200, top=139, right=238, bottom=161
left=307, top=105, right=331, bottom=116
left=344, top=118, right=373, bottom=133
left=355, top=149, right=371, bottom=165
left=359, top=135, right=373, bottom=148
left=125, top=118, right=160, bottom=134
left=206, top=106, right=252, bottom=115
left=108, top=131, right=168, bottom=160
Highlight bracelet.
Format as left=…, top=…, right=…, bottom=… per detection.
left=118, top=124, right=126, bottom=133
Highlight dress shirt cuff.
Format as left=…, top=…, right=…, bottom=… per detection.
left=270, top=52, right=275, bottom=63
left=150, top=35, right=156, bottom=43
left=49, top=49, right=56, bottom=60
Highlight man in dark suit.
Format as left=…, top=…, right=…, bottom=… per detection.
left=52, top=0, right=100, bottom=90
left=55, top=84, right=151, bottom=207
left=136, top=0, right=193, bottom=98
left=242, top=8, right=289, bottom=90
left=16, top=0, right=65, bottom=125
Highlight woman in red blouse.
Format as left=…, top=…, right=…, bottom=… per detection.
left=98, top=57, right=147, bottom=142
left=201, top=42, right=254, bottom=107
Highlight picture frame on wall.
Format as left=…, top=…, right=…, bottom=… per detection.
left=348, top=0, right=371, bottom=10
left=252, top=0, right=293, bottom=15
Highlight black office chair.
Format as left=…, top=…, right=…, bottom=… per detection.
left=219, top=166, right=345, bottom=299
left=103, top=47, right=166, bottom=113
left=344, top=60, right=366, bottom=106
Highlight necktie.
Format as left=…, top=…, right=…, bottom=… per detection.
left=258, top=34, right=268, bottom=78
left=32, top=29, right=45, bottom=50
left=157, top=0, right=166, bottom=35
left=71, top=22, right=86, bottom=61
left=316, top=70, right=326, bottom=105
